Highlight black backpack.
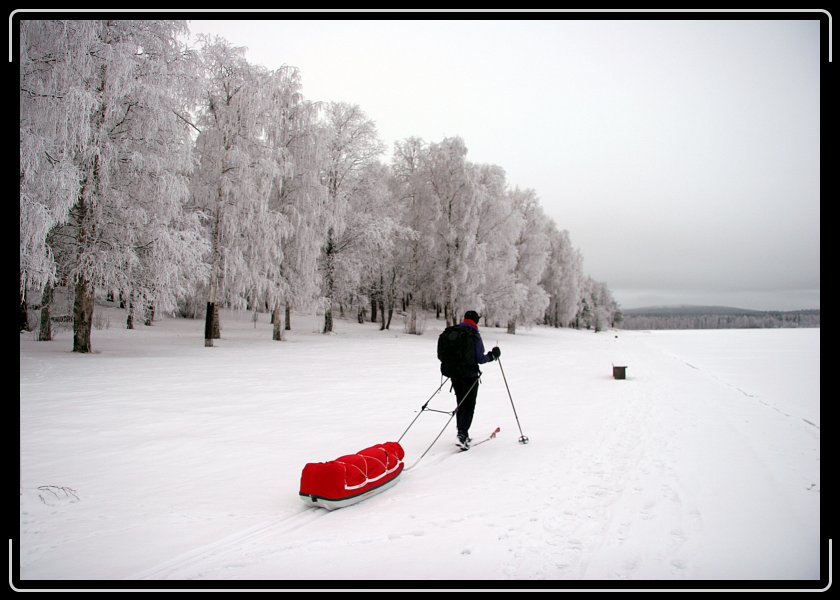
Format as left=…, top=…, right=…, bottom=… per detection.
left=437, top=325, right=476, bottom=378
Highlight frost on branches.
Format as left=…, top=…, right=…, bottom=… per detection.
left=19, top=20, right=618, bottom=353
left=20, top=20, right=205, bottom=352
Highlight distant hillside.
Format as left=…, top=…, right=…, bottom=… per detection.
left=618, top=306, right=819, bottom=330
left=622, top=305, right=765, bottom=316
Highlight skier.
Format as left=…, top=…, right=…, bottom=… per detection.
left=446, top=310, right=500, bottom=450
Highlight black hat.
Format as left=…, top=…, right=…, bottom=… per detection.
left=464, top=310, right=481, bottom=323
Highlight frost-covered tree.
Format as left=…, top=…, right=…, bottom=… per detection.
left=542, top=225, right=584, bottom=328
left=20, top=20, right=101, bottom=340
left=390, top=137, right=438, bottom=334
left=269, top=98, right=325, bottom=339
left=249, top=66, right=320, bottom=340
left=321, top=159, right=402, bottom=330
left=106, top=35, right=207, bottom=330
left=318, top=102, right=386, bottom=333
left=19, top=20, right=90, bottom=300
left=425, top=137, right=483, bottom=326
left=191, top=37, right=298, bottom=346
left=20, top=19, right=202, bottom=352
left=354, top=162, right=410, bottom=331
left=504, top=188, right=550, bottom=334
left=473, top=164, right=519, bottom=328
left=578, top=278, right=619, bottom=332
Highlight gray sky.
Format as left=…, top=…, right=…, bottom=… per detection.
left=188, top=16, right=821, bottom=311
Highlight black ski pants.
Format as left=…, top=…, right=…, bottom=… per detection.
left=452, top=376, right=480, bottom=437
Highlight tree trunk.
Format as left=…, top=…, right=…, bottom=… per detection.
left=21, top=297, right=30, bottom=332
left=285, top=304, right=291, bottom=331
left=370, top=292, right=377, bottom=324
left=378, top=297, right=385, bottom=331
left=73, top=276, right=94, bottom=353
left=445, top=301, right=457, bottom=328
left=20, top=274, right=31, bottom=332
left=507, top=319, right=517, bottom=335
left=323, top=305, right=333, bottom=334
left=444, top=259, right=454, bottom=326
left=127, top=292, right=135, bottom=330
left=71, top=194, right=95, bottom=353
left=37, top=283, right=53, bottom=341
left=383, top=269, right=395, bottom=331
left=206, top=202, right=223, bottom=346
left=145, top=302, right=154, bottom=326
left=212, top=304, right=221, bottom=338
left=204, top=302, right=221, bottom=344
left=323, top=228, right=335, bottom=334
left=408, top=301, right=418, bottom=335
left=444, top=267, right=457, bottom=327
left=370, top=279, right=380, bottom=324
left=272, top=302, right=284, bottom=341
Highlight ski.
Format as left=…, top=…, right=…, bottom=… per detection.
left=456, top=427, right=500, bottom=451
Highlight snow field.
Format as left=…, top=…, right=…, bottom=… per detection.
left=19, top=309, right=820, bottom=583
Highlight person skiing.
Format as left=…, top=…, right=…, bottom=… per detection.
left=444, top=310, right=501, bottom=450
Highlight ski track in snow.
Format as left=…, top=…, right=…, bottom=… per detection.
left=671, top=352, right=818, bottom=429
left=493, top=372, right=704, bottom=580
left=128, top=508, right=329, bottom=580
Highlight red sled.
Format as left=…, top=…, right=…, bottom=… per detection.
left=299, top=441, right=405, bottom=510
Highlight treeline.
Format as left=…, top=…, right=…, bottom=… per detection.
left=19, top=20, right=619, bottom=353
left=619, top=309, right=820, bottom=330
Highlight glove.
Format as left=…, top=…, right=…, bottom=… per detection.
left=491, top=346, right=501, bottom=359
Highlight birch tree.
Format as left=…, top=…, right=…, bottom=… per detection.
left=505, top=188, right=550, bottom=333
left=269, top=98, right=325, bottom=339
left=579, top=278, right=619, bottom=332
left=20, top=21, right=105, bottom=340
left=355, top=162, right=409, bottom=331
left=542, top=225, right=584, bottom=328
left=20, top=19, right=201, bottom=352
left=391, top=137, right=438, bottom=334
left=473, top=164, right=519, bottom=328
left=320, top=160, right=402, bottom=329
left=191, top=37, right=297, bottom=346
left=425, top=137, right=482, bottom=326
left=319, top=102, right=385, bottom=333
left=106, top=29, right=207, bottom=330
left=19, top=20, right=90, bottom=303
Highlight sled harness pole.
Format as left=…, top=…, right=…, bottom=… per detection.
left=397, top=377, right=450, bottom=443
left=404, top=376, right=480, bottom=470
left=497, top=357, right=529, bottom=444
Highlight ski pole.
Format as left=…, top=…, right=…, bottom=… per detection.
left=497, top=357, right=529, bottom=444
left=397, top=377, right=449, bottom=443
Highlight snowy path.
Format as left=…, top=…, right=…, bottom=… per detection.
left=19, top=313, right=820, bottom=582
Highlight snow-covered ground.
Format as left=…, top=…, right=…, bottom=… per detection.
left=18, top=308, right=822, bottom=587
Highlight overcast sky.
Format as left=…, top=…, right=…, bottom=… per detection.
left=188, top=15, right=821, bottom=311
